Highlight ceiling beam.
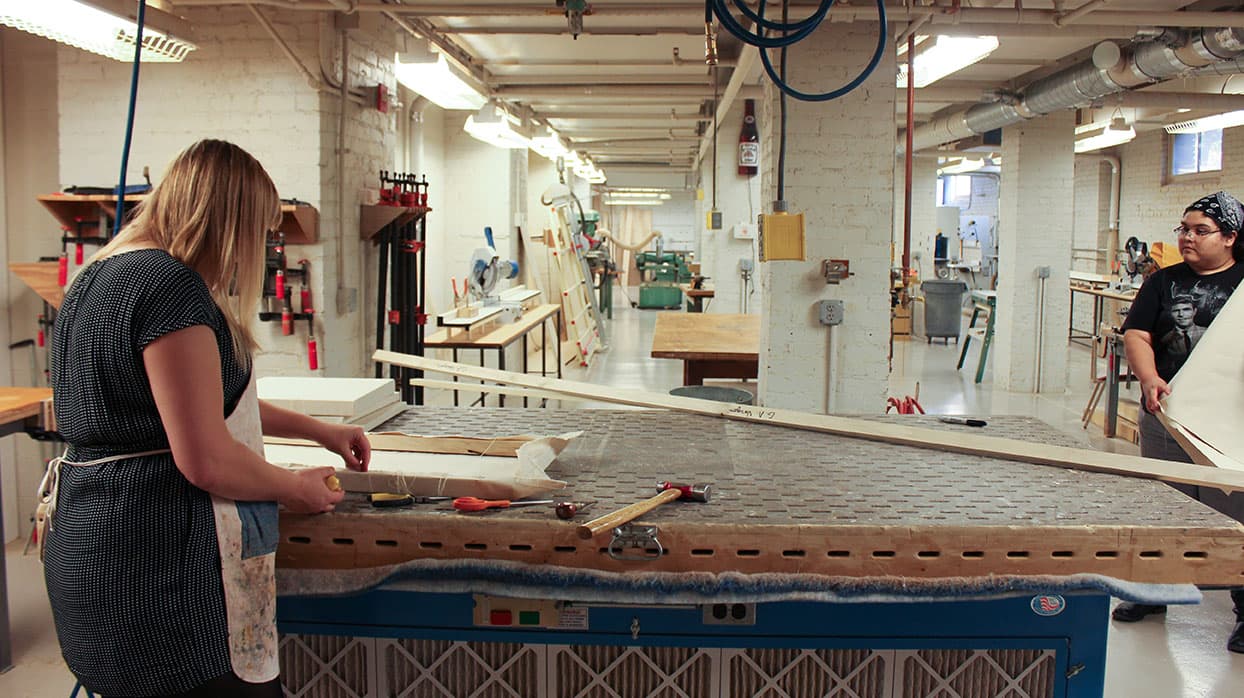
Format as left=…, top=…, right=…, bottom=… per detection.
left=544, top=111, right=710, bottom=121
left=492, top=75, right=711, bottom=86
left=496, top=85, right=763, bottom=99
left=696, top=43, right=760, bottom=168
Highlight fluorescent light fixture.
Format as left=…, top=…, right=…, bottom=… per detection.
left=603, top=196, right=663, bottom=206
left=897, top=35, right=999, bottom=88
left=395, top=50, right=487, bottom=111
left=1164, top=110, right=1244, bottom=134
left=1074, top=117, right=1135, bottom=153
left=607, top=191, right=672, bottom=200
left=530, top=126, right=570, bottom=161
left=464, top=106, right=530, bottom=150
left=938, top=157, right=985, bottom=175
left=0, top=0, right=197, bottom=62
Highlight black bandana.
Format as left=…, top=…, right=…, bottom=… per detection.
left=1185, top=191, right=1244, bottom=235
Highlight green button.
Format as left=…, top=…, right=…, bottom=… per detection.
left=518, top=610, right=540, bottom=626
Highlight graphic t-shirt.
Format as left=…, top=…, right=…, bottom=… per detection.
left=1121, top=261, right=1244, bottom=383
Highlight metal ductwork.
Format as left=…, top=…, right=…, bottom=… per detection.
left=906, top=26, right=1244, bottom=153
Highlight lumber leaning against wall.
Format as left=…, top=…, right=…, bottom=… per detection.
left=374, top=349, right=1244, bottom=493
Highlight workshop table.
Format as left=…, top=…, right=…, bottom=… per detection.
left=679, top=283, right=715, bottom=312
left=424, top=304, right=562, bottom=407
left=651, top=312, right=758, bottom=385
left=0, top=387, right=52, bottom=673
left=274, top=408, right=1244, bottom=698
left=1068, top=282, right=1135, bottom=377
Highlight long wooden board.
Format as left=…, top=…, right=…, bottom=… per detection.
left=266, top=432, right=536, bottom=457
left=258, top=376, right=397, bottom=417
left=374, top=349, right=1244, bottom=493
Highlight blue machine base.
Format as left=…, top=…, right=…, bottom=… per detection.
left=278, top=589, right=1109, bottom=697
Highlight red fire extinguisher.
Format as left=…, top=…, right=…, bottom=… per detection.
left=738, top=98, right=759, bottom=177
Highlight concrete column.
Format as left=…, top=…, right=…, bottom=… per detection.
left=756, top=21, right=895, bottom=413
left=995, top=113, right=1075, bottom=393
left=698, top=99, right=762, bottom=315
left=893, top=156, right=939, bottom=281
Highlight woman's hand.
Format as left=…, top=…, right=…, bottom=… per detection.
left=315, top=423, right=371, bottom=472
left=281, top=466, right=345, bottom=514
left=1141, top=375, right=1172, bottom=412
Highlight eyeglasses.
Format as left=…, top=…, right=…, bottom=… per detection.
left=1173, top=225, right=1222, bottom=238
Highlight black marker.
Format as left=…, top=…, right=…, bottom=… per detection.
left=938, top=416, right=987, bottom=427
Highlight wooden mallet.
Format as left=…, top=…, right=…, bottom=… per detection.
left=577, top=481, right=712, bottom=539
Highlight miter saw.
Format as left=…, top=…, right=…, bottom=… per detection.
left=465, top=226, right=521, bottom=319
left=1118, top=235, right=1155, bottom=288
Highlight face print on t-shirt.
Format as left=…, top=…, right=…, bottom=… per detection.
left=1158, top=280, right=1228, bottom=364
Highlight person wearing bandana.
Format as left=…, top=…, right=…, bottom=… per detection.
left=1116, top=191, right=1244, bottom=653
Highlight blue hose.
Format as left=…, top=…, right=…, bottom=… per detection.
left=113, top=0, right=146, bottom=236
left=709, top=0, right=887, bottom=103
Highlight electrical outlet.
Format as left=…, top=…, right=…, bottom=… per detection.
left=1037, top=265, right=1051, bottom=279
left=702, top=603, right=756, bottom=626
left=738, top=257, right=754, bottom=273
left=817, top=299, right=844, bottom=326
left=709, top=210, right=723, bottom=230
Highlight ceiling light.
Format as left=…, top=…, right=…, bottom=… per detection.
left=607, top=191, right=672, bottom=200
left=938, top=157, right=985, bottom=175
left=1164, top=110, right=1244, bottom=134
left=1074, top=117, right=1136, bottom=153
left=897, top=35, right=999, bottom=88
left=0, top=0, right=197, bottom=62
left=463, top=107, right=530, bottom=150
left=395, top=49, right=487, bottom=111
left=530, top=126, right=570, bottom=161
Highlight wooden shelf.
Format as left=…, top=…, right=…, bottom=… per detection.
left=280, top=204, right=319, bottom=244
left=37, top=193, right=319, bottom=244
left=37, top=193, right=145, bottom=231
left=360, top=203, right=431, bottom=242
left=9, top=261, right=64, bottom=308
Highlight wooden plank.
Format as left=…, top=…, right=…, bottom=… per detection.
left=0, top=387, right=52, bottom=427
left=374, top=349, right=1244, bottom=493
left=8, top=262, right=64, bottom=308
left=257, top=377, right=397, bottom=417
left=426, top=304, right=561, bottom=349
left=276, top=513, right=1244, bottom=585
left=411, top=378, right=575, bottom=403
left=266, top=432, right=535, bottom=457
left=651, top=312, right=760, bottom=361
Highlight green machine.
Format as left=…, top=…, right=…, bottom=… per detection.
left=635, top=250, right=692, bottom=309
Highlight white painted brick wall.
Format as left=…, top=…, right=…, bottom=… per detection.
left=1117, top=127, right=1244, bottom=245
left=757, top=21, right=895, bottom=413
left=56, top=8, right=400, bottom=378
left=698, top=98, right=763, bottom=315
left=995, top=112, right=1075, bottom=393
left=892, top=158, right=938, bottom=280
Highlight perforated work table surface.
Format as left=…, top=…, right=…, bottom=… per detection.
left=277, top=408, right=1244, bottom=584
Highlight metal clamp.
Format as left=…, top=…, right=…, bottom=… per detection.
left=608, top=524, right=663, bottom=561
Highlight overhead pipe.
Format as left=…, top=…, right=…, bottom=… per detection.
left=905, top=26, right=1244, bottom=153
left=1055, top=0, right=1109, bottom=27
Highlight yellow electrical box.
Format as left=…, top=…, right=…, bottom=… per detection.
left=758, top=211, right=806, bottom=261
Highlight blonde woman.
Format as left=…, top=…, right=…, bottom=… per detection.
left=45, top=140, right=370, bottom=696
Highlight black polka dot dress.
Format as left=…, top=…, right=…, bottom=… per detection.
left=47, top=249, right=254, bottom=696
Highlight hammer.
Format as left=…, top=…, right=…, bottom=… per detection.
left=577, top=481, right=711, bottom=540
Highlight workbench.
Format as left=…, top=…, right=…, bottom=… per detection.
left=650, top=312, right=759, bottom=386
left=679, top=283, right=715, bottom=312
left=0, top=387, right=52, bottom=673
left=274, top=408, right=1244, bottom=698
left=424, top=304, right=562, bottom=407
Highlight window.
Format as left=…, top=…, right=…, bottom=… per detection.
left=937, top=175, right=972, bottom=206
left=1170, top=129, right=1223, bottom=177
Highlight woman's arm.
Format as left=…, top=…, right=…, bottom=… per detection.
left=1123, top=328, right=1169, bottom=412
left=144, top=325, right=343, bottom=513
left=259, top=400, right=371, bottom=472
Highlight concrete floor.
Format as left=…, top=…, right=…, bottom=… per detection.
left=2, top=300, right=1242, bottom=697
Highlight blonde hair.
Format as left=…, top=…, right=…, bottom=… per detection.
left=94, top=140, right=280, bottom=360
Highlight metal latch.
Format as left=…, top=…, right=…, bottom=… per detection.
left=608, top=524, right=663, bottom=561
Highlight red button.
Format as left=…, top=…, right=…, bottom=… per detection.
left=490, top=610, right=512, bottom=626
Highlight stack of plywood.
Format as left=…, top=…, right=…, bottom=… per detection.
left=257, top=377, right=404, bottom=431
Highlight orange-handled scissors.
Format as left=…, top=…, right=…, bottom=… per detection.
left=452, top=497, right=554, bottom=512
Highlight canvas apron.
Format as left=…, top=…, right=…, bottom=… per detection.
left=38, top=374, right=280, bottom=683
